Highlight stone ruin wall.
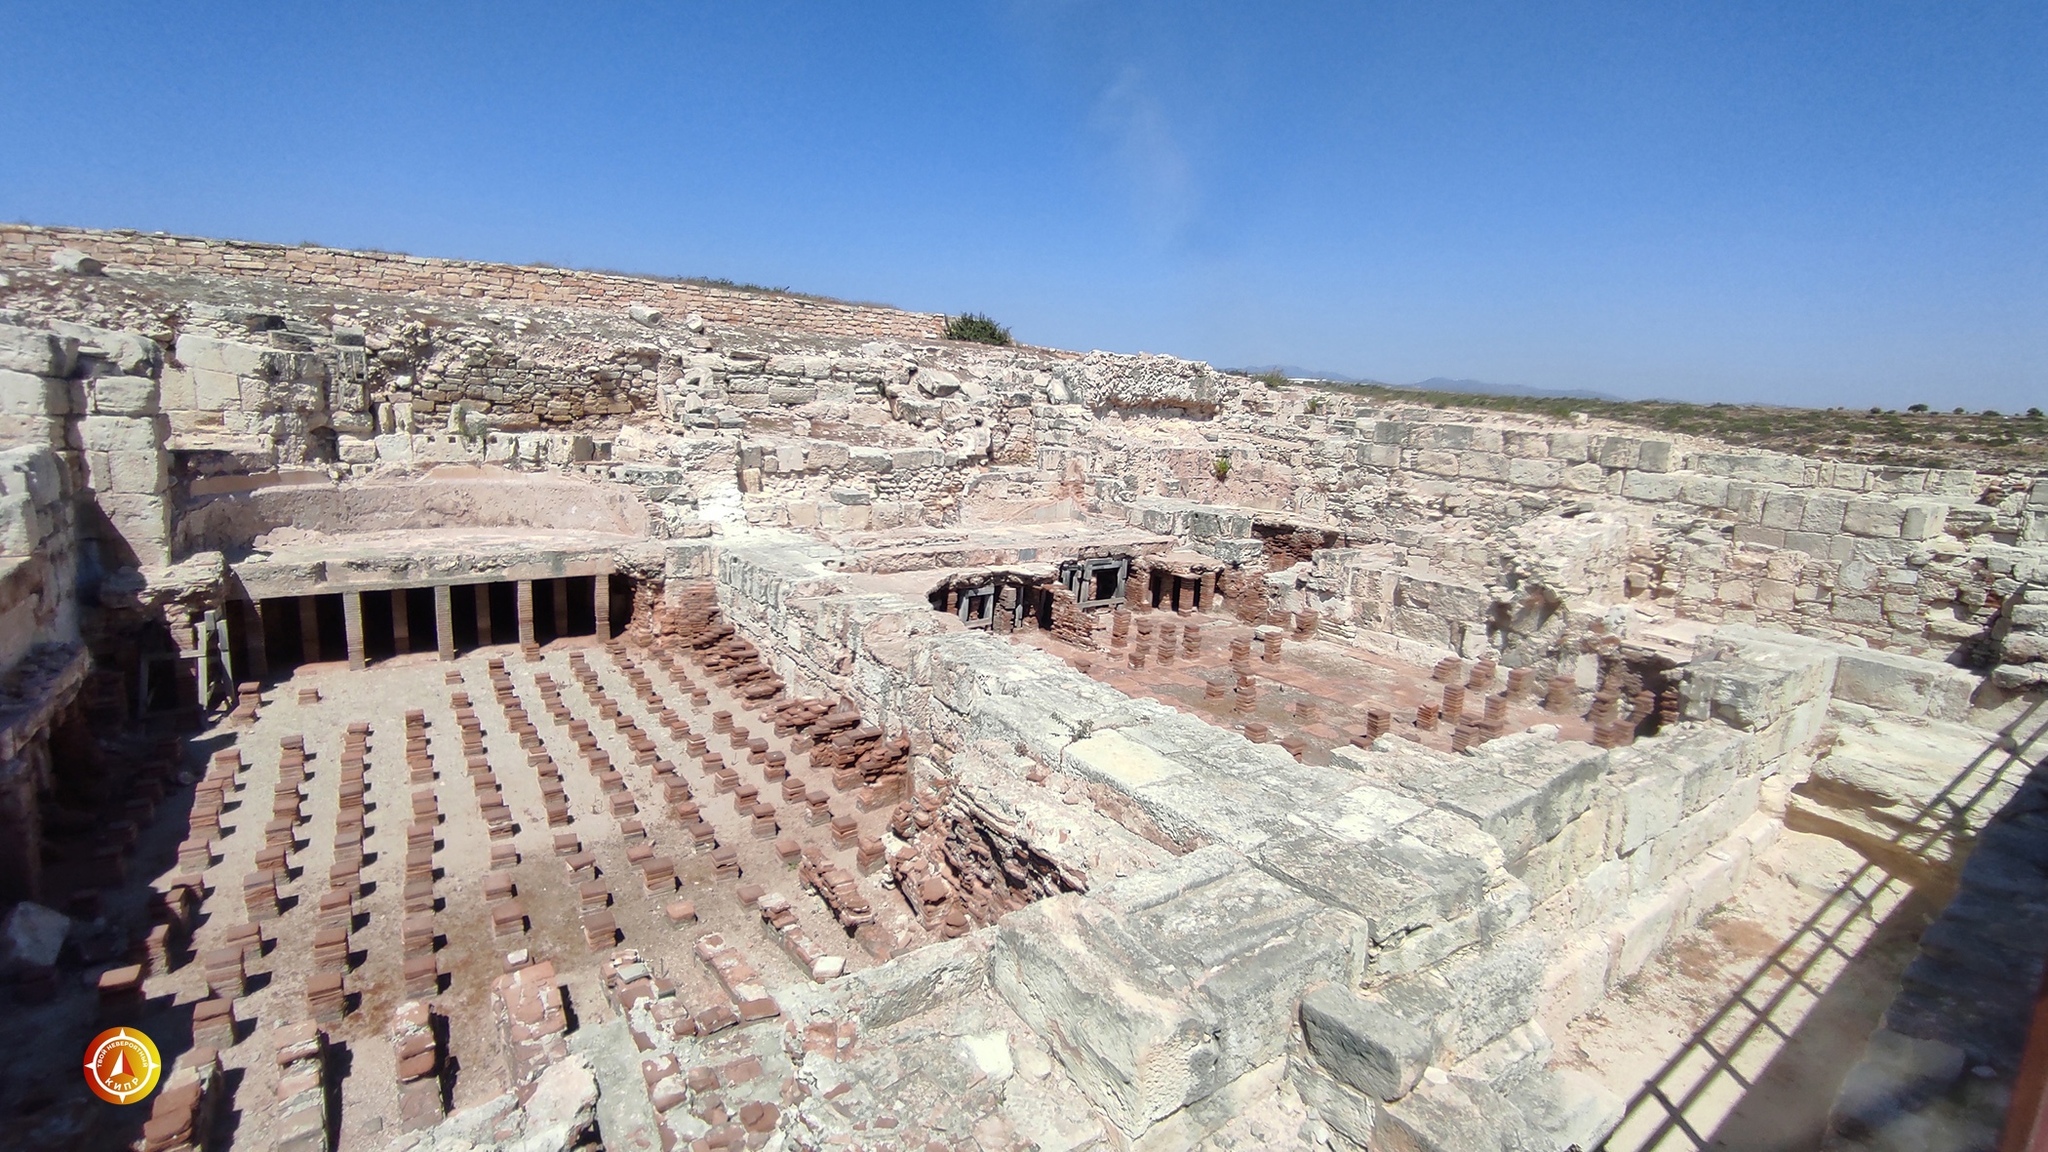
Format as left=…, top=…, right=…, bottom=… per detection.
left=669, top=524, right=1895, bottom=1145
left=1, top=225, right=2047, bottom=1149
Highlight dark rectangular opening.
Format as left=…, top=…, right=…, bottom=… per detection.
left=1090, top=569, right=1115, bottom=602
left=362, top=590, right=397, bottom=661
left=405, top=587, right=436, bottom=654
left=451, top=585, right=480, bottom=652
left=313, top=594, right=346, bottom=662
left=488, top=582, right=517, bottom=643
left=263, top=597, right=302, bottom=672
left=226, top=600, right=255, bottom=683
left=567, top=575, right=596, bottom=637
left=534, top=579, right=559, bottom=644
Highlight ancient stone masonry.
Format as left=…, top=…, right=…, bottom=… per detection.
left=1, top=227, right=2044, bottom=1150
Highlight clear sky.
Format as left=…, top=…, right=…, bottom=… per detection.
left=2, top=2, right=2043, bottom=409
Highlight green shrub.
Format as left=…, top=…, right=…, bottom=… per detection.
left=1213, top=456, right=1231, bottom=480
left=943, top=312, right=1013, bottom=345
left=1250, top=370, right=1289, bottom=389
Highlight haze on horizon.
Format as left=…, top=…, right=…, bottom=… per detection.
left=1, top=1, right=2042, bottom=412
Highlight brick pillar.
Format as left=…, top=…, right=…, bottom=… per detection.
left=594, top=574, right=612, bottom=640
left=552, top=579, right=570, bottom=640
left=195, top=614, right=213, bottom=707
left=1124, top=561, right=1149, bottom=613
left=247, top=600, right=269, bottom=679
left=474, top=584, right=493, bottom=646
left=391, top=588, right=411, bottom=654
left=516, top=580, right=537, bottom=649
left=434, top=584, right=455, bottom=661
left=343, top=591, right=367, bottom=670
left=298, top=596, right=322, bottom=665
left=1200, top=570, right=1219, bottom=611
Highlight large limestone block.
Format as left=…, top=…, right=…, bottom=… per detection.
left=0, top=370, right=76, bottom=417
left=1299, top=983, right=1433, bottom=1102
left=79, top=414, right=165, bottom=454
left=48, top=321, right=160, bottom=376
left=87, top=374, right=159, bottom=417
left=1254, top=825, right=1488, bottom=946
left=991, top=854, right=1355, bottom=1138
left=0, top=446, right=63, bottom=553
left=1682, top=630, right=1838, bottom=730
left=1371, top=1071, right=1536, bottom=1152
left=1828, top=644, right=1978, bottom=720
left=174, top=333, right=281, bottom=379
left=0, top=325, right=76, bottom=377
left=1789, top=717, right=2028, bottom=877
left=87, top=449, right=170, bottom=495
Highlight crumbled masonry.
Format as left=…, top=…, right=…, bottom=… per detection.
left=0, top=225, right=2044, bottom=1149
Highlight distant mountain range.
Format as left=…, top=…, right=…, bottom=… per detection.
left=1238, top=365, right=1620, bottom=403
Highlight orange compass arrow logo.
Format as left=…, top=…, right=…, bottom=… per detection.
left=84, top=1026, right=161, bottom=1105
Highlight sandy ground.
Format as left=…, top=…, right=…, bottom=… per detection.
left=1568, top=827, right=1936, bottom=1152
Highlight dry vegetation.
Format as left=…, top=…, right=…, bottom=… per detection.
left=1306, top=382, right=2048, bottom=474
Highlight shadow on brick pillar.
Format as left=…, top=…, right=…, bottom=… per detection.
left=473, top=584, right=493, bottom=646
left=343, top=591, right=367, bottom=670
left=391, top=588, right=411, bottom=654
left=297, top=597, right=321, bottom=665
left=516, top=580, right=537, bottom=653
left=246, top=600, right=269, bottom=680
left=433, top=585, right=455, bottom=660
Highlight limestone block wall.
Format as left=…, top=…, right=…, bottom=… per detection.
left=1097, top=411, right=2047, bottom=663
left=3, top=320, right=171, bottom=567
left=0, top=224, right=945, bottom=341
left=692, top=528, right=2024, bottom=1147
left=0, top=445, right=80, bottom=670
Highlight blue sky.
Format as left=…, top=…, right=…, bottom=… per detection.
left=2, top=2, right=2043, bottom=409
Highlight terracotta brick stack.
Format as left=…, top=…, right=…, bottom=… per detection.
left=393, top=1001, right=444, bottom=1130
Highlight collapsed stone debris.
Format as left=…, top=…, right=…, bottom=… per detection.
left=0, top=225, right=2043, bottom=1150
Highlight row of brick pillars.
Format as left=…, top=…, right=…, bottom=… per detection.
left=265, top=574, right=616, bottom=674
